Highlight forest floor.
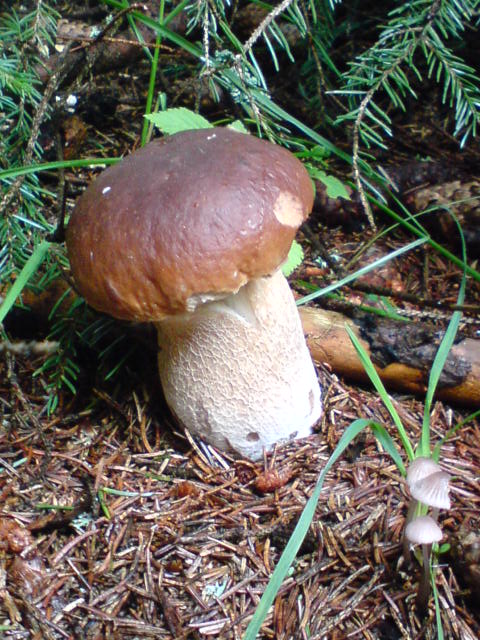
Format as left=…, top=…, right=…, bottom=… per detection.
left=1, top=2, right=480, bottom=638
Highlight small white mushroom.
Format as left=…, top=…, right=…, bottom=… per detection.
left=409, top=470, right=451, bottom=510
left=405, top=515, right=443, bottom=612
left=405, top=515, right=443, bottom=546
left=406, top=457, right=442, bottom=487
left=403, top=457, right=451, bottom=566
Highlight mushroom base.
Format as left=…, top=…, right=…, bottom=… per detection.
left=156, top=270, right=322, bottom=460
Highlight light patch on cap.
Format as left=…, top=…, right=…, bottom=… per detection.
left=186, top=291, right=229, bottom=312
left=273, top=192, right=304, bottom=227
left=102, top=186, right=111, bottom=195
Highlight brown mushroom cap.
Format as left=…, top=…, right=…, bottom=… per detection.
left=66, top=128, right=314, bottom=321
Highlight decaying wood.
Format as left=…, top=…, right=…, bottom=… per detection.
left=299, top=306, right=480, bottom=406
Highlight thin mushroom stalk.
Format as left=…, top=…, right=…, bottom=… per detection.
left=402, top=499, right=418, bottom=568
left=405, top=515, right=443, bottom=615
left=417, top=543, right=433, bottom=613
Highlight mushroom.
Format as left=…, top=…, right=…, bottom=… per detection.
left=406, top=457, right=443, bottom=487
left=403, top=457, right=451, bottom=565
left=66, top=128, right=322, bottom=460
left=405, top=514, right=443, bottom=546
left=404, top=515, right=443, bottom=612
left=409, top=470, right=451, bottom=511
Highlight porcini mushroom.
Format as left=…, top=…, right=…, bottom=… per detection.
left=66, top=128, right=322, bottom=460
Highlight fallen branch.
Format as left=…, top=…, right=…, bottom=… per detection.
left=299, top=306, right=480, bottom=407
left=6, top=280, right=480, bottom=407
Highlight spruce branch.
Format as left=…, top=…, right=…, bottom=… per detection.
left=240, top=0, right=296, bottom=58
left=336, top=0, right=480, bottom=225
left=202, top=0, right=211, bottom=71
left=0, top=41, right=73, bottom=219
left=349, top=36, right=418, bottom=227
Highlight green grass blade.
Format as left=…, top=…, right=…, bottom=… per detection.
left=433, top=409, right=480, bottom=460
left=296, top=237, right=427, bottom=305
left=420, top=215, right=467, bottom=456
left=419, top=308, right=463, bottom=456
left=104, top=0, right=202, bottom=59
left=243, top=418, right=373, bottom=640
left=345, top=325, right=415, bottom=462
left=0, top=239, right=50, bottom=324
left=0, top=157, right=119, bottom=180
left=370, top=423, right=406, bottom=475
left=431, top=567, right=445, bottom=640
left=373, top=198, right=480, bottom=283
left=219, top=69, right=362, bottom=168
left=140, top=0, right=165, bottom=146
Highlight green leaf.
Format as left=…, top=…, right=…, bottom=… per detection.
left=307, top=166, right=350, bottom=199
left=145, top=107, right=213, bottom=134
left=281, top=240, right=304, bottom=277
left=227, top=120, right=248, bottom=133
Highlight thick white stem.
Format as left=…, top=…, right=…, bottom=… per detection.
left=156, top=270, right=322, bottom=460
